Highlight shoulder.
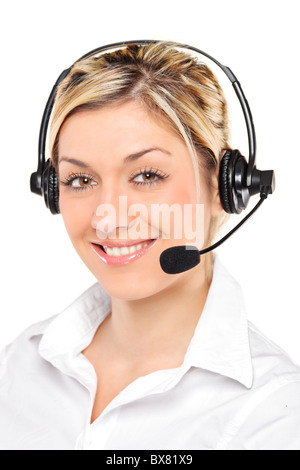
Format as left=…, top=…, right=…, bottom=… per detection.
left=225, top=322, right=300, bottom=450
left=0, top=315, right=57, bottom=446
left=0, top=314, right=57, bottom=381
left=0, top=282, right=105, bottom=449
left=248, top=321, right=300, bottom=387
left=0, top=281, right=102, bottom=374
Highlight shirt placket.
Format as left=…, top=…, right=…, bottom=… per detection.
left=80, top=363, right=192, bottom=450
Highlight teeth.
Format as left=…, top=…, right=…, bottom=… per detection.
left=104, top=241, right=151, bottom=257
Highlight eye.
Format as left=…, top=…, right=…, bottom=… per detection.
left=60, top=173, right=97, bottom=192
left=71, top=176, right=97, bottom=188
left=130, top=168, right=169, bottom=186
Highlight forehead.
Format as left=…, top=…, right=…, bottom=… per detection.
left=58, top=100, right=185, bottom=160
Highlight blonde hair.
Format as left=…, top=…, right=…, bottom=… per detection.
left=49, top=42, right=231, bottom=276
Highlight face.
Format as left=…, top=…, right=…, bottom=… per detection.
left=58, top=100, right=222, bottom=300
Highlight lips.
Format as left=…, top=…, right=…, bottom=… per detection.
left=91, top=239, right=158, bottom=266
left=101, top=240, right=152, bottom=256
left=100, top=238, right=152, bottom=247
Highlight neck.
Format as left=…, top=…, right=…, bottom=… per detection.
left=97, top=253, right=213, bottom=368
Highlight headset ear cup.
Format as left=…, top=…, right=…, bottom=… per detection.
left=219, top=150, right=235, bottom=214
left=219, top=150, right=249, bottom=215
left=42, top=159, right=60, bottom=215
left=48, top=165, right=60, bottom=215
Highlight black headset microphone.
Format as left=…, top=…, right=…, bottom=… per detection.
left=30, top=40, right=275, bottom=274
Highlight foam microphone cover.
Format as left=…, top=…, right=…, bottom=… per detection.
left=159, top=245, right=201, bottom=274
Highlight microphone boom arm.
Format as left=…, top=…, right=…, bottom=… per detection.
left=199, top=194, right=267, bottom=256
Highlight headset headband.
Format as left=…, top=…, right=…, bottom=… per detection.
left=31, top=39, right=256, bottom=197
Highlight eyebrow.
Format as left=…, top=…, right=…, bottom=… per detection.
left=123, top=147, right=172, bottom=163
left=59, top=147, right=172, bottom=167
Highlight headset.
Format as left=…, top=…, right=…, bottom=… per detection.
left=30, top=40, right=275, bottom=273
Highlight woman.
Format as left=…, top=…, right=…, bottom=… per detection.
left=1, top=41, right=299, bottom=450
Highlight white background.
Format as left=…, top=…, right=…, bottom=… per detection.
left=1, top=0, right=299, bottom=363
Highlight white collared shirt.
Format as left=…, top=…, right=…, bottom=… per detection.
left=1, top=256, right=300, bottom=450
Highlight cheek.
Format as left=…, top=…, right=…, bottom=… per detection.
left=162, top=177, right=196, bottom=205
left=59, top=194, right=93, bottom=243
left=162, top=176, right=211, bottom=245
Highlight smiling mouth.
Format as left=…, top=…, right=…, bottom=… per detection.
left=99, top=240, right=153, bottom=257
left=91, top=238, right=158, bottom=265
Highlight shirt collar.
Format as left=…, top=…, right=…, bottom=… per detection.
left=184, top=256, right=253, bottom=388
left=38, top=255, right=253, bottom=389
left=39, top=282, right=112, bottom=361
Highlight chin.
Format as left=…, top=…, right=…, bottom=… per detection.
left=90, top=261, right=179, bottom=301
left=76, top=239, right=181, bottom=300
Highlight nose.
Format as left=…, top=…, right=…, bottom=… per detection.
left=91, top=186, right=156, bottom=241
left=91, top=190, right=132, bottom=238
